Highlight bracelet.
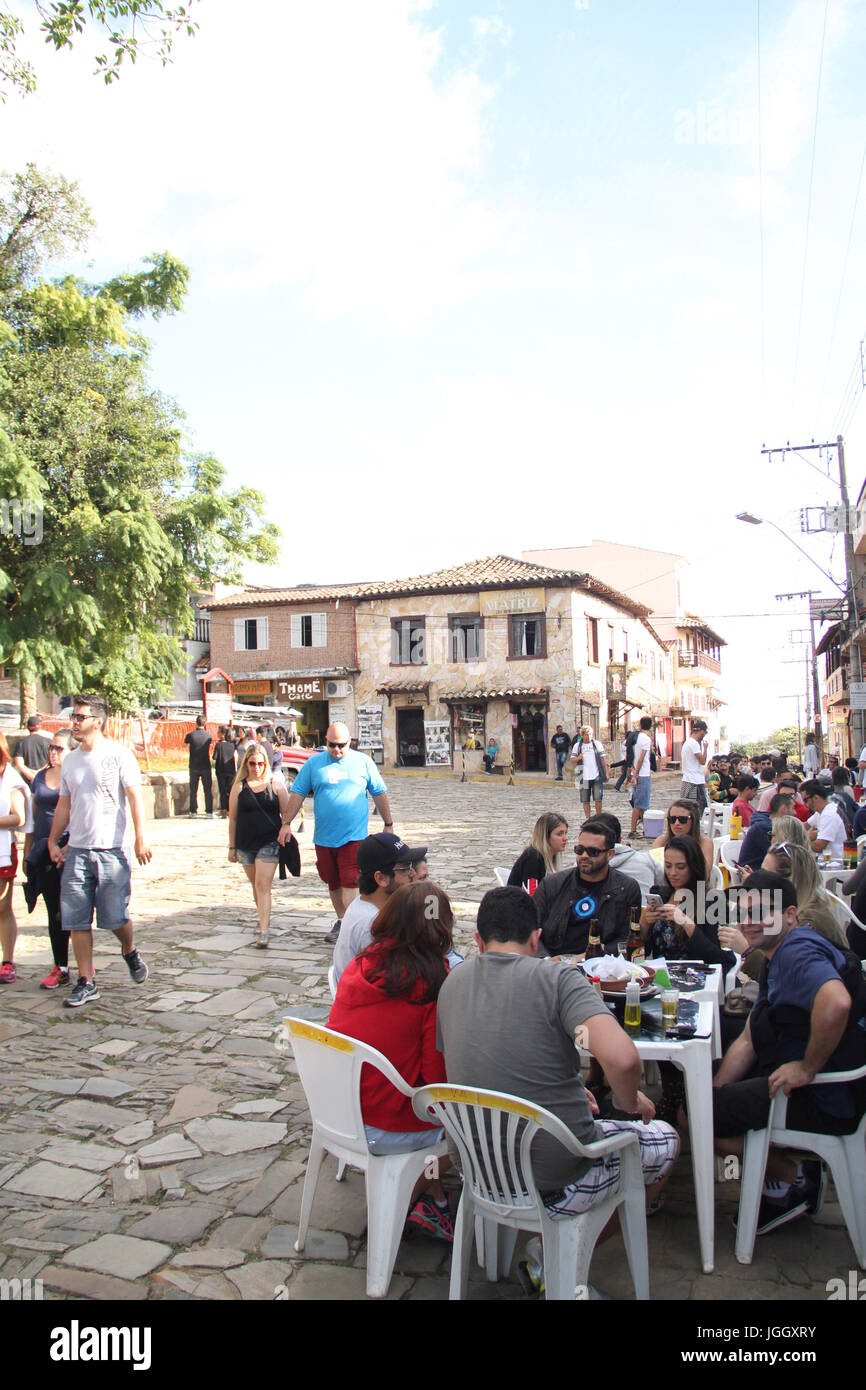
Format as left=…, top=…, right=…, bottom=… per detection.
left=384, top=822, right=393, bottom=827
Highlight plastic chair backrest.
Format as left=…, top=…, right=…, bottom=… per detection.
left=493, top=867, right=509, bottom=887
left=719, top=837, right=742, bottom=868
left=708, top=863, right=723, bottom=890
left=327, top=964, right=337, bottom=999
left=284, top=1017, right=415, bottom=1159
left=825, top=891, right=857, bottom=931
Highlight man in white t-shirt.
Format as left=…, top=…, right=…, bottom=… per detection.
left=628, top=715, right=654, bottom=837
left=570, top=726, right=608, bottom=819
left=48, top=693, right=152, bottom=1009
left=679, top=718, right=709, bottom=811
left=332, top=832, right=426, bottom=984
left=800, top=779, right=847, bottom=866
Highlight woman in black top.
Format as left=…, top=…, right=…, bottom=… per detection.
left=228, top=745, right=290, bottom=947
left=23, top=729, right=73, bottom=989
left=212, top=726, right=237, bottom=818
left=640, top=834, right=734, bottom=971
left=507, top=812, right=568, bottom=894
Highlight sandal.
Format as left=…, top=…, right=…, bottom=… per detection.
left=254, top=932, right=269, bottom=949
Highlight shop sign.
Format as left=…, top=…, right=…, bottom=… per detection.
left=357, top=704, right=383, bottom=749
left=205, top=693, right=232, bottom=725
left=479, top=587, right=545, bottom=616
left=233, top=680, right=273, bottom=697
left=276, top=678, right=324, bottom=700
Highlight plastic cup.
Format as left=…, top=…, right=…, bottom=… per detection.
left=661, top=989, right=679, bottom=1032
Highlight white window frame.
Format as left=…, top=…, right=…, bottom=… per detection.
left=291, top=612, right=327, bottom=648
left=234, top=615, right=269, bottom=651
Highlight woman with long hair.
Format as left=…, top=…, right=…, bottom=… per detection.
left=23, top=728, right=74, bottom=988
left=0, top=731, right=29, bottom=983
left=651, top=799, right=714, bottom=876
left=328, top=881, right=455, bottom=1242
left=640, top=834, right=734, bottom=968
left=507, top=812, right=568, bottom=893
left=227, top=743, right=290, bottom=948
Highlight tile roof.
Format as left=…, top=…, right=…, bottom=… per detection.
left=677, top=614, right=727, bottom=646
left=207, top=555, right=650, bottom=617
left=438, top=687, right=549, bottom=701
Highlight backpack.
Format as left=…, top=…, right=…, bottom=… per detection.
left=624, top=729, right=638, bottom=766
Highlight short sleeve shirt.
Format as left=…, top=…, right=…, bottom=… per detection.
left=16, top=732, right=51, bottom=771
left=680, top=737, right=706, bottom=785
left=60, top=741, right=142, bottom=849
left=291, top=748, right=386, bottom=847
left=436, top=953, right=609, bottom=1189
left=333, top=896, right=380, bottom=983
left=184, top=728, right=213, bottom=770
left=634, top=731, right=652, bottom=777
left=809, top=803, right=846, bottom=862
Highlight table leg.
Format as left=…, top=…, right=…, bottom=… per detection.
left=679, top=1040, right=715, bottom=1274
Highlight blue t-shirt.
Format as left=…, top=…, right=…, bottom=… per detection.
left=291, top=749, right=387, bottom=847
left=767, top=928, right=863, bottom=1116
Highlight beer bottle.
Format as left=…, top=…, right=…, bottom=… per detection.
left=585, top=919, right=603, bottom=959
left=626, top=907, right=645, bottom=963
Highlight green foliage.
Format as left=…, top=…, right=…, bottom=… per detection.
left=0, top=165, right=94, bottom=299
left=0, top=165, right=279, bottom=714
left=0, top=2, right=199, bottom=98
left=735, top=726, right=803, bottom=758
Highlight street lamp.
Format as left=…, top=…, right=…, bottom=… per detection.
left=734, top=513, right=844, bottom=592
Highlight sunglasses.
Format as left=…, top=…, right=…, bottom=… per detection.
left=70, top=712, right=94, bottom=722
left=328, top=741, right=348, bottom=749
left=669, top=814, right=692, bottom=825
left=772, top=841, right=792, bottom=859
left=49, top=744, right=66, bottom=753
left=575, top=844, right=607, bottom=859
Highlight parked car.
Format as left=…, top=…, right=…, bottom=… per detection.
left=280, top=744, right=317, bottom=786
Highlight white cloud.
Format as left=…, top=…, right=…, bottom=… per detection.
left=471, top=16, right=512, bottom=45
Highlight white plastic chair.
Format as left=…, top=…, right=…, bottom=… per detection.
left=493, top=867, right=510, bottom=887
left=327, top=964, right=337, bottom=999
left=708, top=863, right=723, bottom=890
left=734, top=1063, right=866, bottom=1267
left=283, top=1017, right=449, bottom=1298
left=826, top=891, right=866, bottom=936
left=412, top=1082, right=649, bottom=1301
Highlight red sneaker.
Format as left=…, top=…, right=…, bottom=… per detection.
left=40, top=965, right=70, bottom=990
left=0, top=961, right=17, bottom=983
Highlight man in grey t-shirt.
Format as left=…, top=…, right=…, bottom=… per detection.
left=437, top=888, right=678, bottom=1216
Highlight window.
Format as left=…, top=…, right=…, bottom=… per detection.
left=509, top=615, right=544, bottom=658
left=291, top=612, right=327, bottom=648
left=234, top=616, right=269, bottom=651
left=586, top=617, right=599, bottom=665
left=391, top=618, right=426, bottom=665
left=451, top=616, right=483, bottom=662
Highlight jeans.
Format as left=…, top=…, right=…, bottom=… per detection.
left=190, top=769, right=213, bottom=814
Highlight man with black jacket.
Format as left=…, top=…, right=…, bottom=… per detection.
left=534, top=816, right=641, bottom=956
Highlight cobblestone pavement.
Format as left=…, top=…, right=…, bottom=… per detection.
left=0, top=772, right=856, bottom=1301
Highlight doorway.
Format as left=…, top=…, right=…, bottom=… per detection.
left=396, top=707, right=425, bottom=767
left=511, top=702, right=548, bottom=772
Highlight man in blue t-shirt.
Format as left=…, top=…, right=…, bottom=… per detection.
left=709, top=870, right=866, bottom=1237
left=278, top=722, right=394, bottom=943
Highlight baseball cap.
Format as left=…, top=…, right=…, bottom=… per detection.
left=27, top=715, right=42, bottom=729
left=356, top=833, right=428, bottom=875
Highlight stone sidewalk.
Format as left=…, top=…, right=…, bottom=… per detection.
left=0, top=774, right=856, bottom=1301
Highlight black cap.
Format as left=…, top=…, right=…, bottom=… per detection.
left=356, top=833, right=427, bottom=875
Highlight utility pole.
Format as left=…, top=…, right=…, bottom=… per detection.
left=775, top=591, right=823, bottom=762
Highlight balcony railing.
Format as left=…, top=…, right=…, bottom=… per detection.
left=677, top=650, right=720, bottom=674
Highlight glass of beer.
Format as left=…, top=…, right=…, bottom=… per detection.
left=661, top=990, right=679, bottom=1032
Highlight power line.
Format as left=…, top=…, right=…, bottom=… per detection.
left=757, top=0, right=766, bottom=411
left=820, top=134, right=866, bottom=409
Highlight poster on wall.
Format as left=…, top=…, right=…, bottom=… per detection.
left=425, top=720, right=450, bottom=766
left=357, top=704, right=383, bottom=750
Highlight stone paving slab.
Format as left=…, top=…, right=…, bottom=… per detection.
left=3, top=1161, right=102, bottom=1201
left=63, top=1234, right=171, bottom=1278
left=183, top=1117, right=288, bottom=1155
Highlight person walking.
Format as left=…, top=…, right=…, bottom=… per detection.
left=228, top=744, right=290, bottom=948
left=184, top=714, right=213, bottom=816
left=628, top=715, right=654, bottom=839
left=679, top=717, right=709, bottom=812
left=23, top=729, right=74, bottom=989
left=12, top=714, right=51, bottom=785
left=212, top=726, right=237, bottom=818
left=550, top=726, right=572, bottom=781
left=47, top=693, right=151, bottom=1009
left=0, top=732, right=29, bottom=984
left=569, top=726, right=608, bottom=820
left=279, top=722, right=394, bottom=944
left=802, top=733, right=820, bottom=778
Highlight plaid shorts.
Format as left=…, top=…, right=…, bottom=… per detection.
left=542, top=1119, right=678, bottom=1219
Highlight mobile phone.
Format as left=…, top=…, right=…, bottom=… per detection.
left=646, top=893, right=662, bottom=910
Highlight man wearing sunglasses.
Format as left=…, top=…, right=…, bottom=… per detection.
left=279, top=722, right=394, bottom=944
left=533, top=816, right=641, bottom=957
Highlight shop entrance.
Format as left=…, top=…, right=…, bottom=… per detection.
left=511, top=702, right=548, bottom=773
left=295, top=700, right=328, bottom=748
left=396, top=707, right=425, bottom=767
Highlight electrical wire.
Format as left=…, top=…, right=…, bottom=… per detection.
left=757, top=0, right=766, bottom=413
left=820, top=136, right=866, bottom=410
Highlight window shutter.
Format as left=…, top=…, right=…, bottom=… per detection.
left=290, top=614, right=301, bottom=648
left=234, top=618, right=245, bottom=651
left=312, top=613, right=327, bottom=647
left=258, top=616, right=269, bottom=651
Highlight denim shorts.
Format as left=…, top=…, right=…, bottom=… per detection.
left=580, top=777, right=605, bottom=803
left=364, top=1125, right=445, bottom=1155
left=61, top=847, right=131, bottom=932
left=236, top=840, right=280, bottom=866
left=632, top=775, right=651, bottom=811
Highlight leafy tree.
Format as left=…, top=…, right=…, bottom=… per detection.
left=1, top=1, right=198, bottom=98
left=0, top=166, right=279, bottom=715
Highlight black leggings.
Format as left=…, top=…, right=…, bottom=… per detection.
left=37, top=862, right=68, bottom=969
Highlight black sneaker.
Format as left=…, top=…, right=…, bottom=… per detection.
left=754, top=1186, right=809, bottom=1235
left=123, top=949, right=149, bottom=984
left=65, top=977, right=100, bottom=1009
left=324, top=922, right=341, bottom=945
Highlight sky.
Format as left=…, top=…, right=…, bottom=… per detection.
left=4, top=0, right=866, bottom=741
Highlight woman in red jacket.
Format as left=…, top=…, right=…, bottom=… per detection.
left=328, top=880, right=455, bottom=1241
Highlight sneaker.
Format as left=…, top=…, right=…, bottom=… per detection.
left=65, top=977, right=100, bottom=1008
left=406, top=1195, right=454, bottom=1243
left=40, top=965, right=70, bottom=990
left=324, top=922, right=341, bottom=945
left=754, top=1185, right=809, bottom=1235
left=123, top=949, right=149, bottom=984
left=0, top=961, right=16, bottom=983
left=796, top=1159, right=826, bottom=1216
left=517, top=1259, right=545, bottom=1296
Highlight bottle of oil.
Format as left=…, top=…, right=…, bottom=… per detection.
left=624, top=979, right=641, bottom=1033
left=625, top=907, right=645, bottom=963
left=585, top=919, right=603, bottom=959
